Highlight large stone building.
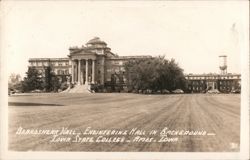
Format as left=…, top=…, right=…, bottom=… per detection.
left=184, top=54, right=241, bottom=93
left=29, top=37, right=151, bottom=91
left=184, top=73, right=241, bottom=93
left=29, top=37, right=241, bottom=93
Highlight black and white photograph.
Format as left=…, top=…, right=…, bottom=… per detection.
left=0, top=1, right=249, bottom=160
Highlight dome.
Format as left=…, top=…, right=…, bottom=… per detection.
left=86, top=37, right=107, bottom=45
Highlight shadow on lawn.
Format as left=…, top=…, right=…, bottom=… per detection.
left=8, top=102, right=64, bottom=106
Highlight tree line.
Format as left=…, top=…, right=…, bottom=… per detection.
left=124, top=56, right=187, bottom=92
left=9, top=56, right=187, bottom=93
left=9, top=67, right=68, bottom=93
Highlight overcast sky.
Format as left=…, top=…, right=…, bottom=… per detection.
left=1, top=1, right=249, bottom=78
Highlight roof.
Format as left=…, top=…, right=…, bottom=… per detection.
left=29, top=58, right=69, bottom=61
left=108, top=55, right=152, bottom=60
left=86, top=37, right=107, bottom=45
left=69, top=48, right=97, bottom=55
left=185, top=73, right=241, bottom=77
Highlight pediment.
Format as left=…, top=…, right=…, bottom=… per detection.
left=70, top=49, right=97, bottom=60
left=70, top=49, right=97, bottom=56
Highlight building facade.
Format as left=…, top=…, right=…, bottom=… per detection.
left=28, top=37, right=241, bottom=93
left=185, top=73, right=241, bottom=93
left=184, top=54, right=241, bottom=93
left=29, top=37, right=151, bottom=87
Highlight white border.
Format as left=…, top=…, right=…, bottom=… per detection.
left=0, top=1, right=249, bottom=160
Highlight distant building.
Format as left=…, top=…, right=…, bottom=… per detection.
left=185, top=55, right=240, bottom=93
left=28, top=37, right=152, bottom=88
left=29, top=58, right=70, bottom=83
left=185, top=73, right=241, bottom=93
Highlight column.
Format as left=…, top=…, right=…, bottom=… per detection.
left=78, top=59, right=81, bottom=85
left=92, top=60, right=95, bottom=84
left=71, top=60, right=74, bottom=83
left=85, top=59, right=88, bottom=85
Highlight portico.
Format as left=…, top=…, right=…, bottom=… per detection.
left=71, top=58, right=96, bottom=85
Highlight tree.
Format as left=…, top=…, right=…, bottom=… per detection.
left=124, top=56, right=186, bottom=92
left=164, top=59, right=186, bottom=91
left=50, top=75, right=60, bottom=92
left=8, top=73, right=22, bottom=90
left=42, top=66, right=61, bottom=92
left=22, top=67, right=42, bottom=92
left=42, top=66, right=52, bottom=92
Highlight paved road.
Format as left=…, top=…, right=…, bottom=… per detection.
left=8, top=93, right=240, bottom=152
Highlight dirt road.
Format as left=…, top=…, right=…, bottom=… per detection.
left=8, top=93, right=240, bottom=151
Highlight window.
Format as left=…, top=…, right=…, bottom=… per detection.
left=58, top=62, right=63, bottom=66
left=38, top=69, right=42, bottom=74
left=65, top=62, right=69, bottom=66
left=96, top=50, right=103, bottom=54
left=43, top=62, right=47, bottom=66
left=120, top=67, right=125, bottom=71
left=65, top=70, right=68, bottom=74
left=115, top=68, right=120, bottom=72
left=107, top=69, right=112, bottom=73
left=38, top=62, right=42, bottom=66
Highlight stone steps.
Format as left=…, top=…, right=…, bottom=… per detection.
left=68, top=85, right=91, bottom=93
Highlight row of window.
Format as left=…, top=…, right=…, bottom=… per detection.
left=107, top=67, right=125, bottom=73
left=220, top=86, right=232, bottom=90
left=190, top=81, right=204, bottom=85
left=187, top=76, right=240, bottom=80
left=219, top=81, right=233, bottom=85
left=189, top=81, right=235, bottom=86
left=57, top=70, right=69, bottom=75
left=189, top=87, right=204, bottom=90
left=30, top=62, right=49, bottom=66
left=30, top=61, right=69, bottom=67
left=37, top=69, right=69, bottom=75
left=188, top=86, right=232, bottom=91
left=51, top=62, right=69, bottom=66
left=113, top=61, right=123, bottom=65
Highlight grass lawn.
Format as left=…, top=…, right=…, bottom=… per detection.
left=8, top=93, right=240, bottom=152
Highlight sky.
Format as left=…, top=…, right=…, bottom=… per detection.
left=1, top=1, right=249, bottom=78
